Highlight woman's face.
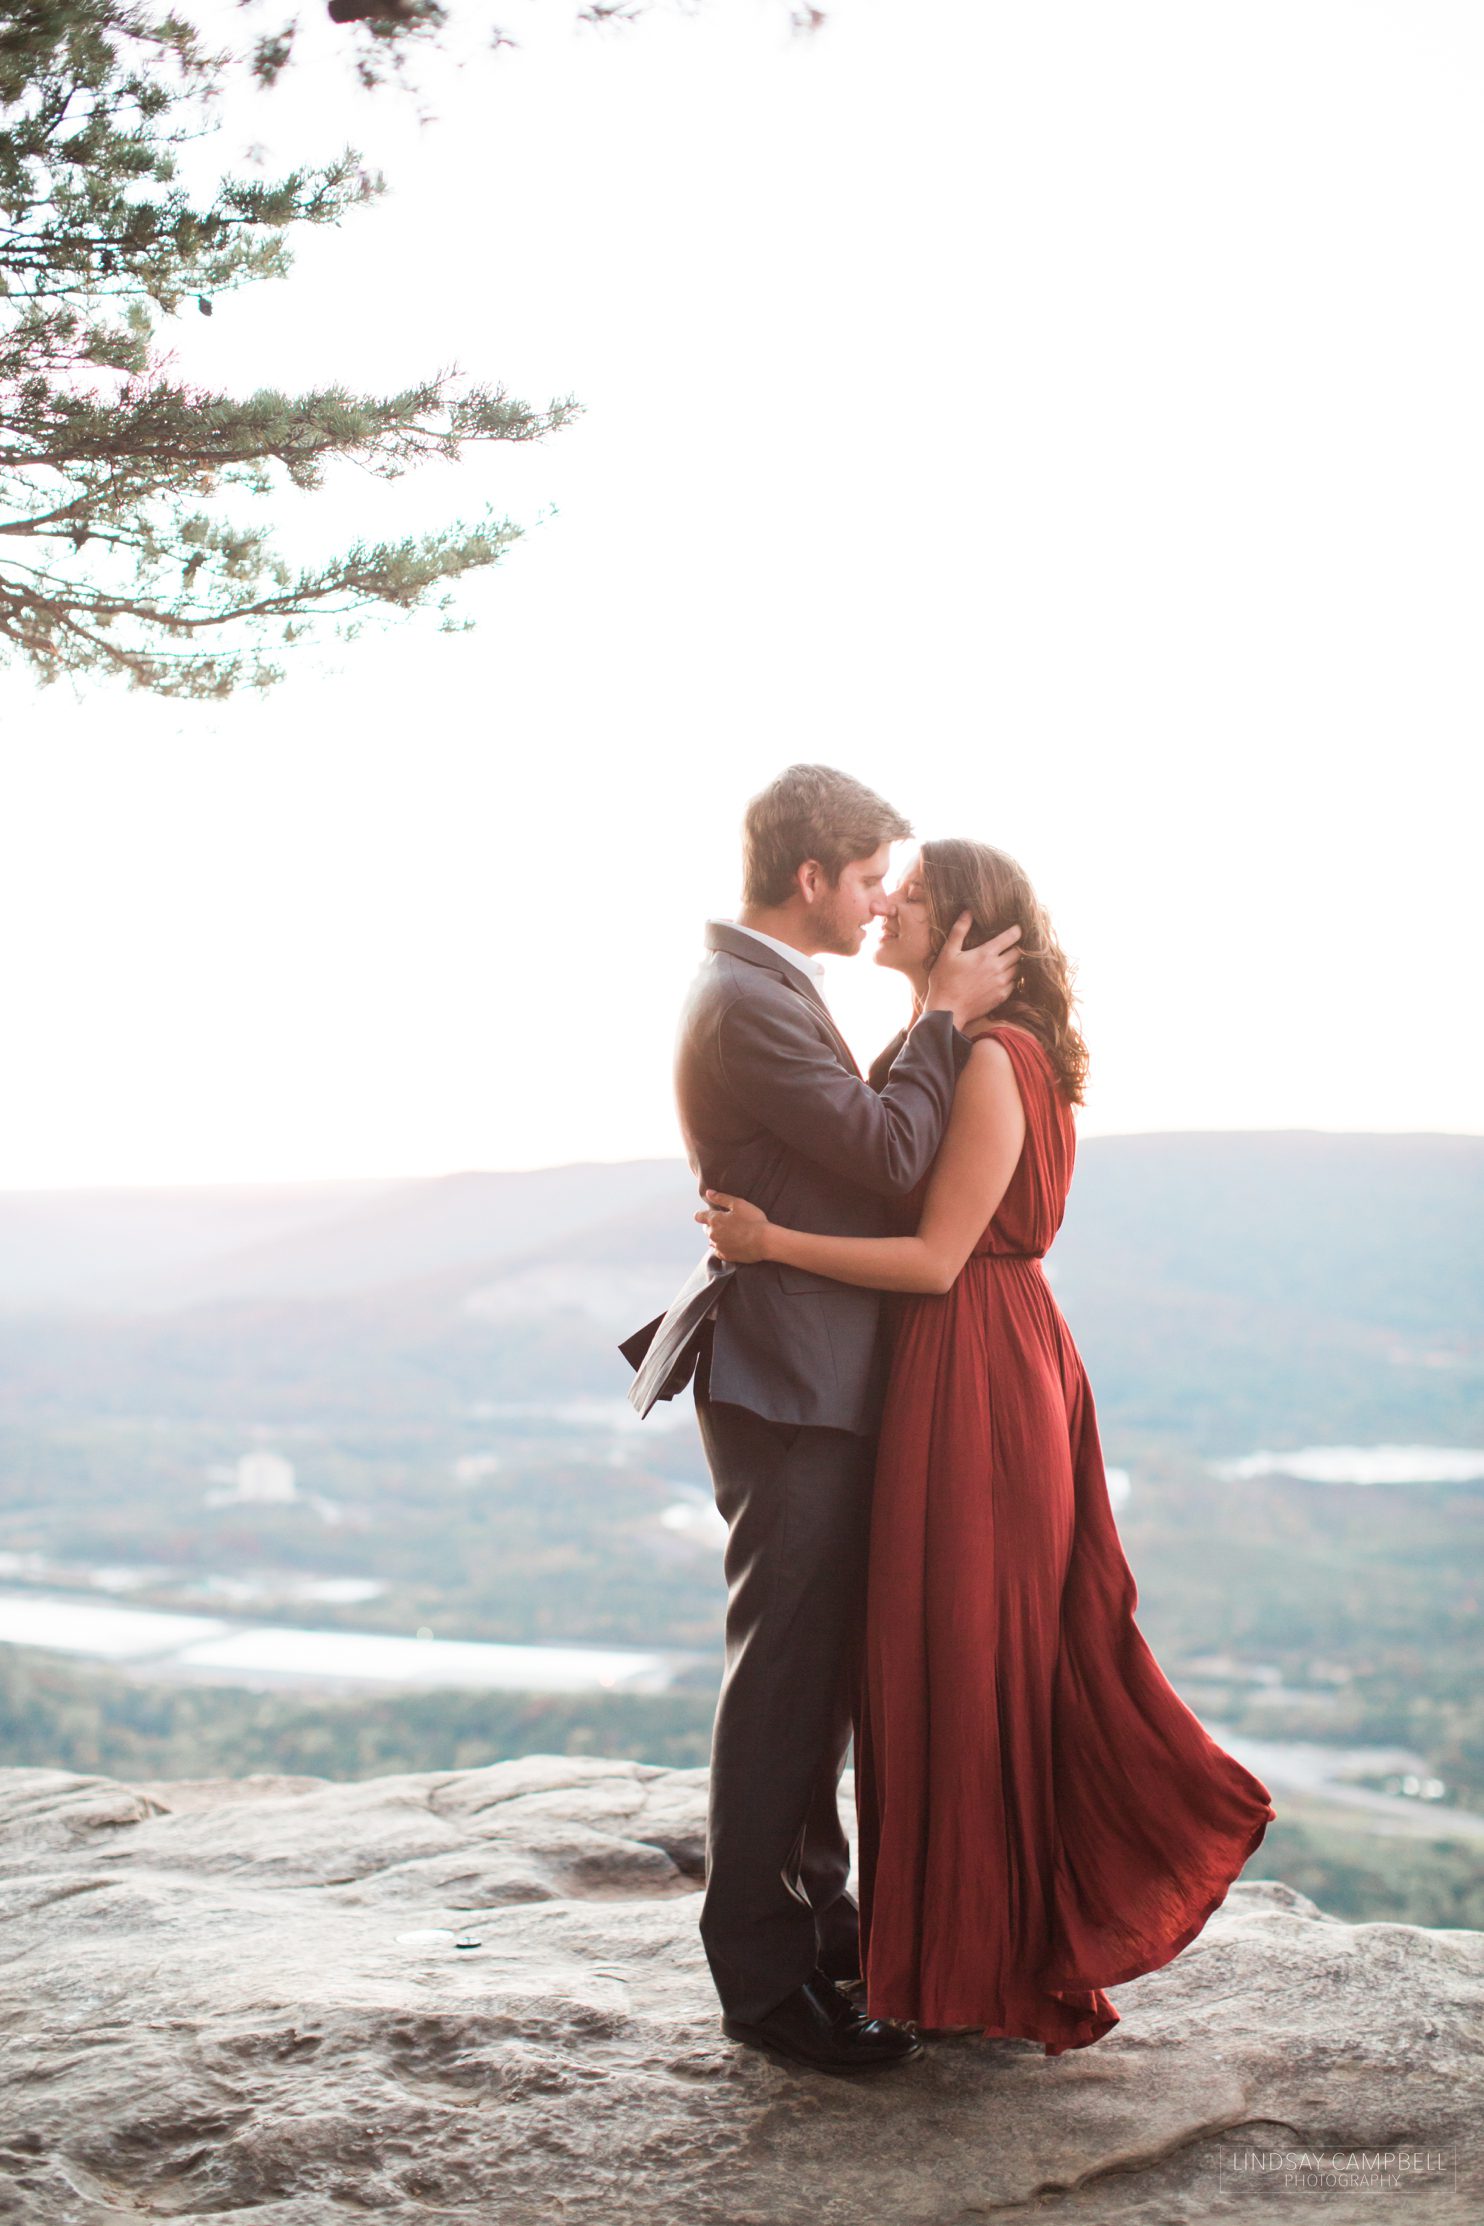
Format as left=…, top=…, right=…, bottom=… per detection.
left=876, top=849, right=937, bottom=977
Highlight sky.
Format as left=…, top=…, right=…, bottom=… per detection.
left=1, top=0, right=1481, bottom=1189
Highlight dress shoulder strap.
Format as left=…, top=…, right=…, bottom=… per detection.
left=968, top=1020, right=1056, bottom=1080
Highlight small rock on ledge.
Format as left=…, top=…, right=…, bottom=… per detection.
left=1, top=1757, right=1479, bottom=2224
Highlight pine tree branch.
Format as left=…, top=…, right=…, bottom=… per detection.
left=0, top=0, right=580, bottom=694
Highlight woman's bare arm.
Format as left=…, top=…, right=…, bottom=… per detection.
left=699, top=1037, right=1027, bottom=1295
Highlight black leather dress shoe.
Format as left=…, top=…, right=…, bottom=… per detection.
left=722, top=1974, right=922, bottom=2073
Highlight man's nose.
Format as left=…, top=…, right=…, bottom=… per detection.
left=873, top=894, right=895, bottom=918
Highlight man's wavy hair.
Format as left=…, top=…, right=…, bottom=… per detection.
left=742, top=764, right=911, bottom=909
left=920, top=839, right=1090, bottom=1106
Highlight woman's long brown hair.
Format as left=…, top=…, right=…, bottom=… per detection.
left=919, top=839, right=1089, bottom=1106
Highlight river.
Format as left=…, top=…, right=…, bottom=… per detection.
left=0, top=1586, right=690, bottom=1696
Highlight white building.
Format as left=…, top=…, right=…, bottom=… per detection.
left=234, top=1451, right=298, bottom=1504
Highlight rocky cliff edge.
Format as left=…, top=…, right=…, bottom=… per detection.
left=2, top=1758, right=1480, bottom=2225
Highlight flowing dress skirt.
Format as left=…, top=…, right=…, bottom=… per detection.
left=855, top=1250, right=1275, bottom=2052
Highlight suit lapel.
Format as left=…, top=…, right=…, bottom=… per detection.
left=704, top=920, right=861, bottom=1075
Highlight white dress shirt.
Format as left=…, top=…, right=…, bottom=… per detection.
left=720, top=920, right=827, bottom=986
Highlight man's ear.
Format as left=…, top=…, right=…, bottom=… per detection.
left=796, top=858, right=823, bottom=906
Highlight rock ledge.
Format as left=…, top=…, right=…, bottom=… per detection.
left=1, top=1757, right=1479, bottom=2224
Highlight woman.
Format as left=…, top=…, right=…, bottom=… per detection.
left=699, top=839, right=1275, bottom=2054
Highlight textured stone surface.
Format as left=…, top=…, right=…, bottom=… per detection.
left=1, top=1757, right=1479, bottom=2224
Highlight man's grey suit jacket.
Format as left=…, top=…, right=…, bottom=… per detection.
left=620, top=923, right=970, bottom=1435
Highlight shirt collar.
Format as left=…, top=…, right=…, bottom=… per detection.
left=721, top=920, right=827, bottom=985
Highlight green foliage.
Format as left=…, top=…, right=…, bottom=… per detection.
left=0, top=1413, right=731, bottom=1651
left=0, top=1643, right=719, bottom=1777
left=5, top=1646, right=1481, bottom=1930
left=4, top=1408, right=1482, bottom=1814
left=1241, top=1799, right=1484, bottom=1930
left=0, top=0, right=576, bottom=694
left=249, top=2, right=821, bottom=97
left=1118, top=1459, right=1484, bottom=1810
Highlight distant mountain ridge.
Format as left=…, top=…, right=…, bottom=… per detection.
left=0, top=1161, right=694, bottom=1314
left=0, top=1136, right=1478, bottom=1453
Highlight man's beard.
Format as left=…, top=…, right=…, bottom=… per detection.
left=812, top=887, right=864, bottom=957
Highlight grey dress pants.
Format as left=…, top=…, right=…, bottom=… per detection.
left=695, top=1366, right=876, bottom=2023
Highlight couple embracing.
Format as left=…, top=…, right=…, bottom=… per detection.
left=622, top=764, right=1274, bottom=2074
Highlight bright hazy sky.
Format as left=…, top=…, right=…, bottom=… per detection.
left=2, top=0, right=1481, bottom=1189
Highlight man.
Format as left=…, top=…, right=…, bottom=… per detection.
left=621, top=765, right=1020, bottom=2072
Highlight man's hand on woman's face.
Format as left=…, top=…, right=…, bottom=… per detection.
left=923, top=913, right=1023, bottom=1029
left=696, top=1190, right=772, bottom=1263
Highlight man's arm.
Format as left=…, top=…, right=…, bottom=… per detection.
left=711, top=912, right=1022, bottom=1200
left=714, top=993, right=967, bottom=1199
left=866, top=1027, right=910, bottom=1095
left=701, top=1036, right=1027, bottom=1290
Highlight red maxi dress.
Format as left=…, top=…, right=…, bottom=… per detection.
left=855, top=1023, right=1276, bottom=2052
